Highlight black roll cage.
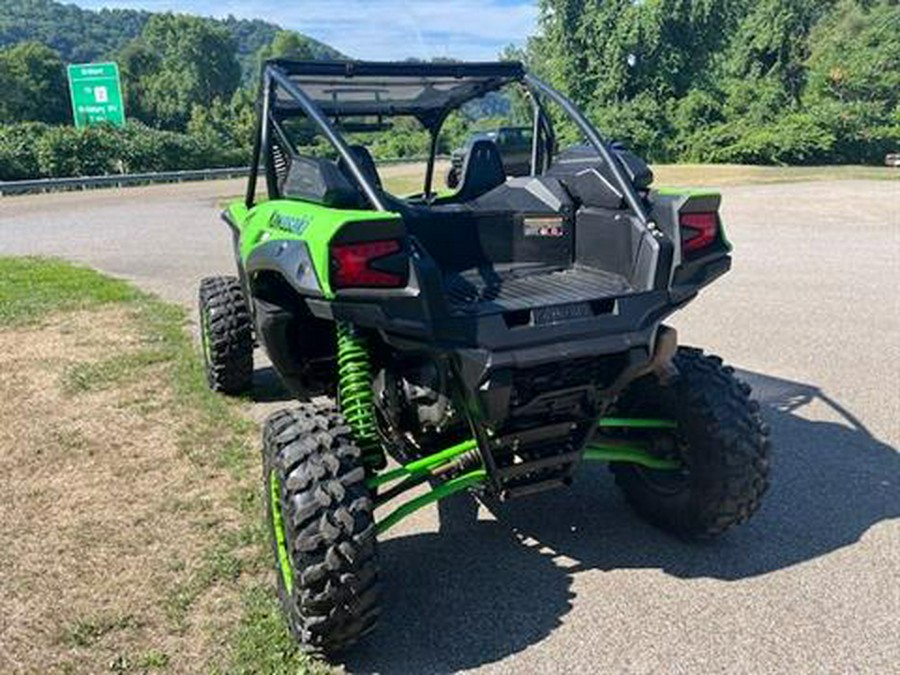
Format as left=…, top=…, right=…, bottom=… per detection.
left=245, top=60, right=651, bottom=226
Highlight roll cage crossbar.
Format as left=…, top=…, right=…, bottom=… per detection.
left=245, top=60, right=651, bottom=226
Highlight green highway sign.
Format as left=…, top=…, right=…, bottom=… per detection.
left=66, top=62, right=126, bottom=128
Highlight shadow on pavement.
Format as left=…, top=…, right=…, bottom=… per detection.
left=249, top=366, right=294, bottom=403
left=343, top=370, right=899, bottom=674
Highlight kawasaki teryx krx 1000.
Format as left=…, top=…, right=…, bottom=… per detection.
left=198, top=60, right=771, bottom=654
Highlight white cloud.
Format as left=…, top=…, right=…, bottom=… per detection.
left=72, top=0, right=539, bottom=60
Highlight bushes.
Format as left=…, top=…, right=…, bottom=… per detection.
left=0, top=121, right=248, bottom=181
left=591, top=93, right=676, bottom=163
left=676, top=101, right=900, bottom=166
left=0, top=123, right=48, bottom=180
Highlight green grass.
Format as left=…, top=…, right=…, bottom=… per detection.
left=221, top=586, right=335, bottom=675
left=0, top=256, right=138, bottom=327
left=0, top=257, right=333, bottom=674
left=62, top=349, right=172, bottom=393
left=136, top=650, right=171, bottom=670
left=382, top=172, right=427, bottom=195
left=63, top=614, right=139, bottom=648
left=650, top=163, right=900, bottom=186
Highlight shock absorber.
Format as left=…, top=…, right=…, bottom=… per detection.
left=335, top=320, right=386, bottom=469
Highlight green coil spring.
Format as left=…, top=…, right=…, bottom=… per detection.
left=336, top=321, right=385, bottom=469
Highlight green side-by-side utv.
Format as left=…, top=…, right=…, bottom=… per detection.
left=198, top=59, right=771, bottom=654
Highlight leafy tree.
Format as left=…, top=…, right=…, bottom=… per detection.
left=187, top=88, right=257, bottom=155
left=805, top=0, right=900, bottom=108
left=116, top=38, right=160, bottom=124
left=120, top=14, right=241, bottom=130
left=0, top=41, right=69, bottom=124
left=257, top=30, right=317, bottom=64
left=537, top=0, right=746, bottom=104
left=723, top=0, right=836, bottom=105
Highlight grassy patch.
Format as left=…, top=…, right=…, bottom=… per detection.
left=222, top=586, right=335, bottom=675
left=62, top=349, right=171, bottom=393
left=383, top=172, right=427, bottom=195
left=136, top=649, right=171, bottom=669
left=651, top=163, right=900, bottom=186
left=0, top=257, right=138, bottom=327
left=164, top=540, right=244, bottom=631
left=108, top=651, right=171, bottom=673
left=63, top=614, right=140, bottom=648
left=0, top=257, right=330, bottom=674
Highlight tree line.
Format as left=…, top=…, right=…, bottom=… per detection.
left=526, top=0, right=899, bottom=165
left=1, top=0, right=897, bottom=181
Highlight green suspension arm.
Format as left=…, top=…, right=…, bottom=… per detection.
left=374, top=469, right=487, bottom=535
left=366, top=439, right=478, bottom=489
left=368, top=430, right=681, bottom=535
left=588, top=416, right=681, bottom=470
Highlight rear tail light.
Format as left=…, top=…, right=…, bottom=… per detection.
left=331, top=239, right=408, bottom=289
left=680, top=212, right=719, bottom=253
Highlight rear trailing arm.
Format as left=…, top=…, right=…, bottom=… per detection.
left=368, top=421, right=682, bottom=534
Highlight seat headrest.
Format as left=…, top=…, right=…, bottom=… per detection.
left=456, top=139, right=506, bottom=202
left=339, top=144, right=383, bottom=192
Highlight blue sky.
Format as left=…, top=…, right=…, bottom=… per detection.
left=74, top=0, right=539, bottom=61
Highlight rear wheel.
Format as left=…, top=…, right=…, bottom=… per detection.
left=263, top=402, right=380, bottom=654
left=610, top=348, right=771, bottom=539
left=446, top=166, right=460, bottom=189
left=198, top=276, right=253, bottom=395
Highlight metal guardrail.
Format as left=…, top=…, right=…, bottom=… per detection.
left=0, top=167, right=250, bottom=196
left=0, top=155, right=448, bottom=196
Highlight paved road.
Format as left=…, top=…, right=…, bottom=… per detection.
left=2, top=179, right=898, bottom=674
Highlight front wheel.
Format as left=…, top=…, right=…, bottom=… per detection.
left=610, top=348, right=771, bottom=539
left=263, top=403, right=380, bottom=654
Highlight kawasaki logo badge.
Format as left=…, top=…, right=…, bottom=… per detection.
left=270, top=212, right=312, bottom=235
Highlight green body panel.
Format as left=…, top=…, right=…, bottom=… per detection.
left=654, top=186, right=722, bottom=198
left=226, top=199, right=401, bottom=298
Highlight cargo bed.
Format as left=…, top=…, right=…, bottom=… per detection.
left=444, top=264, right=634, bottom=316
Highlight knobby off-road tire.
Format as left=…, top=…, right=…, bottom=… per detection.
left=263, top=402, right=380, bottom=654
left=446, top=166, right=460, bottom=189
left=611, top=347, right=771, bottom=539
left=198, top=276, right=253, bottom=395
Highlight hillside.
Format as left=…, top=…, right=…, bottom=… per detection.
left=0, top=0, right=343, bottom=74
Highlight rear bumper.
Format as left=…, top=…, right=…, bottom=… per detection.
left=308, top=285, right=677, bottom=357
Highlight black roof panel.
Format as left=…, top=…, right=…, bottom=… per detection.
left=267, top=59, right=525, bottom=120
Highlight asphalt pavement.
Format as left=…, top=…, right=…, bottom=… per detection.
left=1, top=178, right=898, bottom=674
